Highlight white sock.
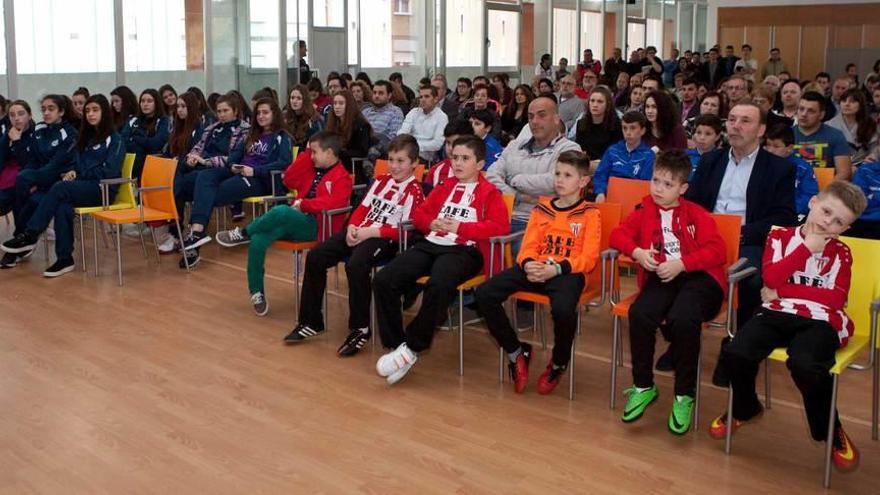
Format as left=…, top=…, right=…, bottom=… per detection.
left=358, top=327, right=369, bottom=334
left=635, top=386, right=652, bottom=393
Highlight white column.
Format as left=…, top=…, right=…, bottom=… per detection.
left=3, top=0, right=17, bottom=98
left=278, top=0, right=288, bottom=93
left=203, top=0, right=213, bottom=94
left=114, top=0, right=125, bottom=86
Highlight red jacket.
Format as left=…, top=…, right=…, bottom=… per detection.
left=412, top=175, right=510, bottom=276
left=282, top=148, right=353, bottom=241
left=761, top=226, right=854, bottom=346
left=610, top=195, right=727, bottom=296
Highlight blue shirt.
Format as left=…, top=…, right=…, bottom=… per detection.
left=852, top=161, right=880, bottom=222
left=714, top=146, right=759, bottom=223
left=593, top=139, right=655, bottom=195
left=787, top=154, right=818, bottom=217
left=686, top=148, right=705, bottom=181
left=792, top=123, right=849, bottom=169
left=482, top=134, right=503, bottom=170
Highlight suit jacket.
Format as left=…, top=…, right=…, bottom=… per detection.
left=699, top=62, right=725, bottom=89
left=722, top=56, right=740, bottom=77
left=679, top=101, right=700, bottom=122
left=685, top=147, right=797, bottom=246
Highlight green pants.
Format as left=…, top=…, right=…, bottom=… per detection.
left=246, top=205, right=317, bottom=293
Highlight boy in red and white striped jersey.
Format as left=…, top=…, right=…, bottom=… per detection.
left=284, top=135, right=425, bottom=356
left=709, top=181, right=868, bottom=473
left=423, top=120, right=473, bottom=192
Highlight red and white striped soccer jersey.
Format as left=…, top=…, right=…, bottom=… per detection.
left=348, top=175, right=424, bottom=239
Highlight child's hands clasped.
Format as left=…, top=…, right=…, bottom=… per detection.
left=524, top=261, right=557, bottom=283
left=656, top=259, right=684, bottom=283
left=632, top=247, right=659, bottom=272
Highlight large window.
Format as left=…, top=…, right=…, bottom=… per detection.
left=487, top=9, right=518, bottom=67
left=252, top=0, right=309, bottom=71
left=123, top=0, right=186, bottom=72
left=314, top=0, right=344, bottom=28
left=446, top=0, right=482, bottom=67
left=361, top=0, right=392, bottom=67
left=553, top=9, right=602, bottom=67
left=14, top=0, right=115, bottom=74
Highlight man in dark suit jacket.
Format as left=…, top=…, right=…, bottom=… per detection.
left=699, top=48, right=726, bottom=89
left=722, top=45, right=740, bottom=77
left=684, top=103, right=796, bottom=382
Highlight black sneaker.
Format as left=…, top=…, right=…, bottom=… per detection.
left=230, top=203, right=245, bottom=222
left=0, top=252, right=20, bottom=269
left=251, top=291, right=268, bottom=316
left=182, top=230, right=212, bottom=250
left=179, top=248, right=200, bottom=269
left=337, top=328, right=371, bottom=356
left=43, top=258, right=75, bottom=278
left=655, top=345, right=674, bottom=371
left=2, top=232, right=39, bottom=254
left=216, top=227, right=250, bottom=247
left=283, top=323, right=325, bottom=344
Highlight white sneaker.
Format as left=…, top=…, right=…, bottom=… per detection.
left=157, top=233, right=177, bottom=254
left=123, top=224, right=149, bottom=238
left=376, top=343, right=418, bottom=385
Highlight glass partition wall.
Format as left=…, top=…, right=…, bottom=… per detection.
left=0, top=0, right=711, bottom=105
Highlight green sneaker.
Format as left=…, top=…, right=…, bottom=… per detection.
left=621, top=385, right=658, bottom=422
left=668, top=395, right=695, bottom=435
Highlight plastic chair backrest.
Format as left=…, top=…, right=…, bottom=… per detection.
left=140, top=156, right=178, bottom=215
left=607, top=177, right=651, bottom=219
left=709, top=213, right=742, bottom=269
left=113, top=153, right=136, bottom=206
left=587, top=201, right=622, bottom=290
left=814, top=167, right=834, bottom=191
left=373, top=159, right=389, bottom=177
left=292, top=146, right=300, bottom=159
left=839, top=235, right=880, bottom=340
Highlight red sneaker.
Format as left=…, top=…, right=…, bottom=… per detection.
left=536, top=362, right=564, bottom=395
left=832, top=425, right=860, bottom=472
left=708, top=408, right=762, bottom=440
left=507, top=342, right=532, bottom=394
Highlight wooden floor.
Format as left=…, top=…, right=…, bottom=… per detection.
left=0, top=219, right=877, bottom=494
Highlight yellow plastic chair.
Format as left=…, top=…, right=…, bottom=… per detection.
left=814, top=167, right=835, bottom=191
left=90, top=156, right=185, bottom=285
left=73, top=153, right=136, bottom=272
left=724, top=235, right=880, bottom=488
left=407, top=194, right=515, bottom=376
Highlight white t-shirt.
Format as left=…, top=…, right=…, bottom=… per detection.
left=427, top=182, right=479, bottom=246
left=658, top=209, right=682, bottom=261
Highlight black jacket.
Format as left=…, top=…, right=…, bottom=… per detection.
left=685, top=147, right=797, bottom=246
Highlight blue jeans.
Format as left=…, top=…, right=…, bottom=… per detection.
left=189, top=168, right=270, bottom=228
left=26, top=180, right=103, bottom=260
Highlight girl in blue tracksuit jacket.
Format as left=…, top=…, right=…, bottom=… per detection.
left=0, top=100, right=34, bottom=217
left=12, top=94, right=79, bottom=236
left=178, top=97, right=293, bottom=266
left=126, top=89, right=170, bottom=180
left=0, top=95, right=124, bottom=275
left=848, top=161, right=880, bottom=239
left=164, top=91, right=205, bottom=168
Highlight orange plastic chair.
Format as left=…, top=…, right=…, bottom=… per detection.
left=607, top=214, right=751, bottom=427
left=368, top=160, right=426, bottom=182
left=90, top=156, right=185, bottom=285
left=412, top=193, right=515, bottom=376
left=499, top=201, right=622, bottom=400
left=607, top=176, right=651, bottom=265
left=814, top=167, right=834, bottom=191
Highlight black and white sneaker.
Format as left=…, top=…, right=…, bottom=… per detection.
left=2, top=232, right=39, bottom=254
left=283, top=323, right=325, bottom=344
left=0, top=252, right=20, bottom=268
left=251, top=291, right=269, bottom=316
left=216, top=227, right=250, bottom=247
left=179, top=248, right=200, bottom=269
left=181, top=230, right=212, bottom=250
left=43, top=258, right=75, bottom=278
left=337, top=328, right=371, bottom=356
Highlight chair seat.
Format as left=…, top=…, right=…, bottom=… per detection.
left=769, top=333, right=870, bottom=374
left=241, top=195, right=272, bottom=204
left=75, top=202, right=135, bottom=215
left=611, top=293, right=639, bottom=316
left=416, top=274, right=486, bottom=290
left=272, top=240, right=319, bottom=251
left=91, top=207, right=175, bottom=224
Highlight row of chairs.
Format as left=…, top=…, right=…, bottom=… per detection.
left=69, top=156, right=878, bottom=487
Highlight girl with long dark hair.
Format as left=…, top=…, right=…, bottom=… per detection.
left=501, top=84, right=534, bottom=144
left=126, top=89, right=171, bottom=179
left=110, top=85, right=138, bottom=136
left=644, top=91, right=687, bottom=151
left=159, top=84, right=178, bottom=116
left=186, top=86, right=217, bottom=125
left=177, top=97, right=292, bottom=267
left=828, top=88, right=879, bottom=165
left=326, top=90, right=372, bottom=182
left=283, top=85, right=324, bottom=148
left=573, top=86, right=623, bottom=160
left=1, top=94, right=124, bottom=276
left=0, top=100, right=34, bottom=223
